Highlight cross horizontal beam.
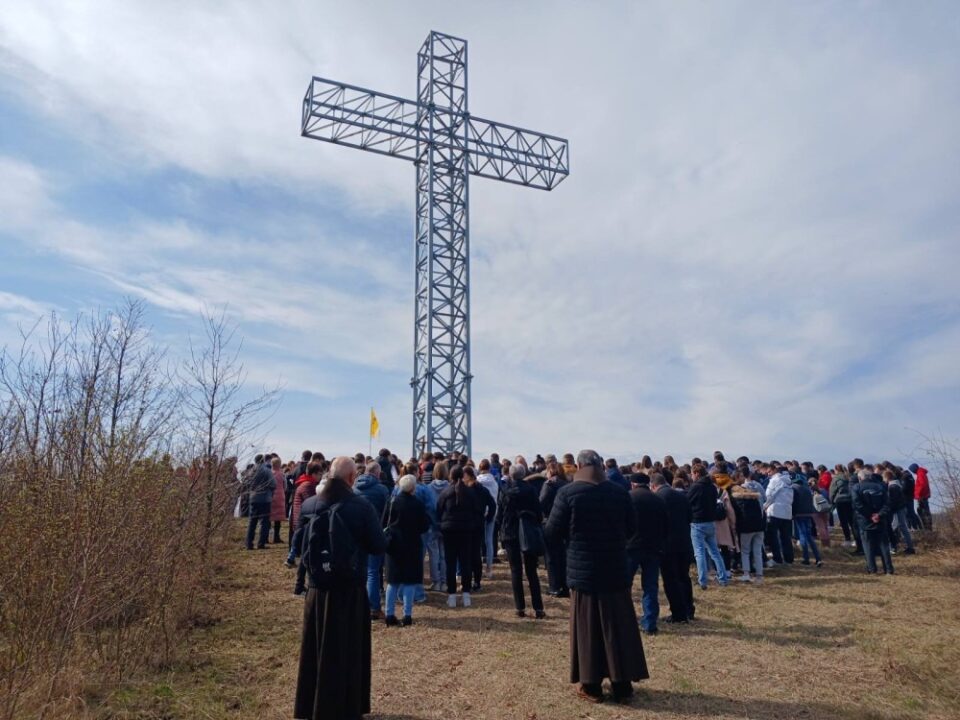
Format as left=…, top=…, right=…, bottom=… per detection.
left=301, top=77, right=570, bottom=190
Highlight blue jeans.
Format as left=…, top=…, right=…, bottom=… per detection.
left=795, top=517, right=821, bottom=563
left=426, top=528, right=444, bottom=586
left=861, top=526, right=894, bottom=573
left=245, top=501, right=271, bottom=549
left=385, top=583, right=415, bottom=618
left=366, top=554, right=384, bottom=612
left=691, top=522, right=729, bottom=587
left=628, top=550, right=661, bottom=631
left=892, top=509, right=914, bottom=551
left=483, top=519, right=496, bottom=570
left=286, top=525, right=304, bottom=564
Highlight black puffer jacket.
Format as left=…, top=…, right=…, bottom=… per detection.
left=539, top=476, right=570, bottom=518
left=544, top=477, right=635, bottom=594
left=730, top=485, right=765, bottom=534
left=437, top=482, right=483, bottom=533
left=497, top=479, right=542, bottom=544
left=655, top=485, right=693, bottom=556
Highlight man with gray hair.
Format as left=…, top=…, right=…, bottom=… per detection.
left=851, top=467, right=894, bottom=574
left=545, top=450, right=648, bottom=703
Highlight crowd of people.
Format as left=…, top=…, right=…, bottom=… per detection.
left=235, top=448, right=933, bottom=719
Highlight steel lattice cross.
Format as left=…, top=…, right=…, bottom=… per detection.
left=301, top=30, right=569, bottom=457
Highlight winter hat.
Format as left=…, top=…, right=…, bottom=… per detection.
left=908, top=463, right=919, bottom=473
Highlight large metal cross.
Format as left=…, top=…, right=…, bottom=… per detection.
left=301, top=30, right=569, bottom=457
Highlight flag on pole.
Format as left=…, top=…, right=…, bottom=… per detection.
left=369, top=408, right=380, bottom=440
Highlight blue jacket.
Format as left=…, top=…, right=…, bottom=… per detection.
left=605, top=468, right=630, bottom=492
left=354, top=473, right=390, bottom=520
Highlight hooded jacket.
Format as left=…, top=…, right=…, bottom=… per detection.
left=290, top=474, right=318, bottom=530
left=246, top=462, right=276, bottom=504
left=852, top=476, right=890, bottom=530
left=539, top=475, right=570, bottom=518
left=353, top=473, right=390, bottom=518
left=913, top=466, right=931, bottom=500
left=477, top=472, right=500, bottom=507
left=496, top=478, right=543, bottom=544
left=605, top=467, right=630, bottom=492
left=764, top=472, right=794, bottom=520
left=436, top=482, right=484, bottom=533
left=829, top=473, right=852, bottom=505
left=742, top=478, right=766, bottom=504
left=791, top=479, right=817, bottom=516
left=687, top=476, right=720, bottom=523
left=730, top=485, right=764, bottom=534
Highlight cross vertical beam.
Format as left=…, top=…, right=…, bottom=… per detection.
left=413, top=32, right=471, bottom=457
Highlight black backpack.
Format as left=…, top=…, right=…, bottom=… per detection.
left=302, top=498, right=361, bottom=590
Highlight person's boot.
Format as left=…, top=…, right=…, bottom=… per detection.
left=446, top=594, right=457, bottom=608
left=576, top=684, right=603, bottom=703
left=401, top=615, right=413, bottom=627
left=462, top=592, right=472, bottom=608
left=384, top=615, right=399, bottom=627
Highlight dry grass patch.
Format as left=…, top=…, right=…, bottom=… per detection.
left=81, top=522, right=960, bottom=720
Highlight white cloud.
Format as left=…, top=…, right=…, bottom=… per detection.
left=1, top=3, right=959, bottom=462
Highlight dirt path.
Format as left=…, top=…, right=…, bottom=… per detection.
left=91, top=522, right=960, bottom=720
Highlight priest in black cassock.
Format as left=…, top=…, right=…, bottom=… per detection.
left=544, top=449, right=649, bottom=704
left=294, top=456, right=386, bottom=720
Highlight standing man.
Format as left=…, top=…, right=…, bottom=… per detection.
left=545, top=450, right=648, bottom=704
left=294, top=457, right=387, bottom=720
left=686, top=464, right=730, bottom=588
left=245, top=454, right=276, bottom=550
left=763, top=465, right=795, bottom=566
left=651, top=473, right=695, bottom=623
left=852, top=467, right=894, bottom=574
left=354, top=462, right=390, bottom=619
left=627, top=474, right=668, bottom=635
left=909, top=463, right=933, bottom=531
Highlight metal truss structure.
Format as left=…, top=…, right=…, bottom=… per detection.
left=301, top=31, right=569, bottom=457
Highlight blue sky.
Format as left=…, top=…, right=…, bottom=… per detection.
left=1, top=1, right=958, bottom=469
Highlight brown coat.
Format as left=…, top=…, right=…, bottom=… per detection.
left=714, top=490, right=738, bottom=550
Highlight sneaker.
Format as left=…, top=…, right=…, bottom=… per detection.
left=904, top=548, right=916, bottom=555
left=752, top=576, right=763, bottom=584
left=556, top=589, right=570, bottom=598
left=535, top=610, right=547, bottom=620
left=401, top=615, right=413, bottom=627
left=284, top=559, right=295, bottom=569
left=384, top=615, right=399, bottom=627
left=447, top=594, right=457, bottom=608
left=462, top=592, right=472, bottom=608
left=765, top=560, right=776, bottom=569
left=738, top=574, right=752, bottom=582
left=816, top=560, right=823, bottom=568
left=662, top=617, right=689, bottom=624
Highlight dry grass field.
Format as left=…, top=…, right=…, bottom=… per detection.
left=83, top=521, right=960, bottom=720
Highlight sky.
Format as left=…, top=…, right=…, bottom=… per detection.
left=1, top=1, right=958, bottom=468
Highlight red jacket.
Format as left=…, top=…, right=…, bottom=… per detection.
left=914, top=467, right=930, bottom=500
left=290, top=475, right=317, bottom=529
left=818, top=471, right=832, bottom=492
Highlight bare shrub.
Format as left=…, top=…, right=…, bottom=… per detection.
left=0, top=301, right=274, bottom=719
left=920, top=430, right=960, bottom=544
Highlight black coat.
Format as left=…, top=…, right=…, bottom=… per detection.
left=437, top=482, right=483, bottom=533
left=524, top=472, right=547, bottom=501
left=851, top=478, right=890, bottom=530
left=730, top=486, right=765, bottom=534
left=655, top=485, right=693, bottom=556
left=539, top=476, right=570, bottom=518
left=472, top=483, right=497, bottom=525
left=626, top=486, right=668, bottom=555
left=544, top=478, right=635, bottom=594
left=496, top=479, right=543, bottom=544
left=791, top=482, right=816, bottom=516
left=687, top=477, right=719, bottom=523
left=383, top=492, right=431, bottom=585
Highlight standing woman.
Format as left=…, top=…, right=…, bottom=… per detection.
left=294, top=457, right=386, bottom=720
left=463, top=466, right=495, bottom=591
left=436, top=465, right=482, bottom=608
left=540, top=460, right=570, bottom=597
left=545, top=450, right=648, bottom=704
left=498, top=465, right=546, bottom=618
left=830, top=465, right=856, bottom=546
left=383, top=474, right=431, bottom=626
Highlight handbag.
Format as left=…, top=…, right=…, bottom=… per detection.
left=383, top=497, right=402, bottom=556
left=518, top=510, right=545, bottom=556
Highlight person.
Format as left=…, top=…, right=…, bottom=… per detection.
left=686, top=464, right=730, bottom=589
left=354, top=462, right=390, bottom=619
left=730, top=473, right=765, bottom=582
left=477, top=459, right=500, bottom=579
left=829, top=465, right=856, bottom=546
left=900, top=467, right=921, bottom=531
left=285, top=462, right=321, bottom=569
left=377, top=448, right=396, bottom=494
left=885, top=470, right=915, bottom=555
left=293, top=457, right=387, bottom=720
left=712, top=465, right=739, bottom=573
left=463, top=466, right=496, bottom=591
left=791, top=474, right=822, bottom=567
left=382, top=474, right=431, bottom=626
left=244, top=454, right=276, bottom=550
left=651, top=473, right=695, bottom=622
left=561, top=453, right=577, bottom=479
left=626, top=473, right=668, bottom=634
left=540, top=460, right=570, bottom=597
left=269, top=456, right=286, bottom=544
left=811, top=480, right=833, bottom=547
left=426, top=461, right=448, bottom=590
left=763, top=465, right=795, bottom=565
left=604, top=458, right=630, bottom=491
left=436, top=465, right=482, bottom=608
left=545, top=450, right=648, bottom=704
left=909, top=463, right=932, bottom=530
left=497, top=464, right=546, bottom=618
left=851, top=467, right=893, bottom=574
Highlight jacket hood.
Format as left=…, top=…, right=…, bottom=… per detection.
left=430, top=479, right=449, bottom=490
left=295, top=473, right=314, bottom=485
left=477, top=472, right=496, bottom=483
left=713, top=473, right=733, bottom=490
left=730, top=485, right=759, bottom=500
left=354, top=474, right=381, bottom=491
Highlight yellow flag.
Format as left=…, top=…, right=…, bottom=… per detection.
left=369, top=408, right=380, bottom=439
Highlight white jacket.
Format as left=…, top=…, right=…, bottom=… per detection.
left=478, top=472, right=500, bottom=507
left=764, top=472, right=794, bottom=520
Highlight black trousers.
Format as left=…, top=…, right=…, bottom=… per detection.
left=504, top=541, right=543, bottom=612
left=544, top=535, right=568, bottom=593
left=917, top=499, right=933, bottom=530
left=471, top=527, right=484, bottom=587
left=442, top=530, right=473, bottom=594
left=660, top=551, right=694, bottom=621
left=767, top=517, right=794, bottom=563
left=835, top=502, right=854, bottom=542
